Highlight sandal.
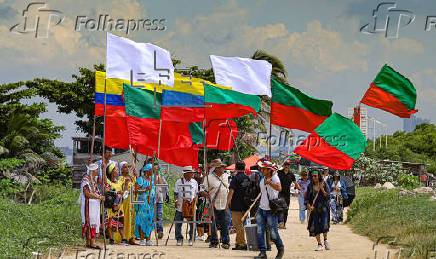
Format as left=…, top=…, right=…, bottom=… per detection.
left=89, top=245, right=102, bottom=250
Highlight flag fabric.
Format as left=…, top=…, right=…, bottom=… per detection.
left=294, top=113, right=367, bottom=170
left=160, top=74, right=206, bottom=122
left=271, top=78, right=333, bottom=133
left=204, top=83, right=261, bottom=119
left=361, top=64, right=418, bottom=118
left=95, top=71, right=126, bottom=117
left=205, top=119, right=237, bottom=151
left=106, top=33, right=174, bottom=87
left=210, top=55, right=272, bottom=97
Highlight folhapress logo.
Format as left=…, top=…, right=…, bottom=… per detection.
left=360, top=2, right=415, bottom=39
left=9, top=2, right=64, bottom=38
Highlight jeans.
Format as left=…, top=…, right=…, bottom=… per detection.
left=256, top=208, right=284, bottom=252
left=329, top=196, right=343, bottom=223
left=156, top=203, right=163, bottom=233
left=175, top=211, right=193, bottom=241
left=210, top=209, right=230, bottom=245
left=298, top=194, right=308, bottom=222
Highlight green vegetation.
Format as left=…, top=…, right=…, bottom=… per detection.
left=0, top=185, right=81, bottom=258
left=365, top=123, right=436, bottom=175
left=348, top=187, right=436, bottom=258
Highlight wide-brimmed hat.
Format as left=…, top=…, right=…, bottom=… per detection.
left=210, top=159, right=227, bottom=168
left=87, top=163, right=98, bottom=172
left=334, top=170, right=340, bottom=177
left=182, top=166, right=196, bottom=173
left=257, top=160, right=278, bottom=171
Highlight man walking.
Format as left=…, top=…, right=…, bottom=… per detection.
left=277, top=160, right=298, bottom=229
left=226, top=161, right=250, bottom=250
left=201, top=159, right=230, bottom=249
left=174, top=166, right=198, bottom=246
left=255, top=160, right=284, bottom=259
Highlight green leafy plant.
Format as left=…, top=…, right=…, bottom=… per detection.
left=397, top=174, right=420, bottom=190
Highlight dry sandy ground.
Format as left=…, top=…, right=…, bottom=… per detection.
left=62, top=198, right=397, bottom=259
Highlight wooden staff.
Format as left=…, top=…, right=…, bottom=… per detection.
left=101, top=77, right=107, bottom=250
left=89, top=115, right=96, bottom=163
left=154, top=118, right=162, bottom=246
left=226, top=120, right=241, bottom=161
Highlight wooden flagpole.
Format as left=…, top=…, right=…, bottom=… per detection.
left=101, top=77, right=107, bottom=251
left=226, top=120, right=240, bottom=161
left=154, top=119, right=163, bottom=246
left=89, top=115, right=96, bottom=163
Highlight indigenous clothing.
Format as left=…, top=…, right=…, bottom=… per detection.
left=79, top=174, right=101, bottom=240
left=134, top=176, right=155, bottom=238
left=105, top=179, right=124, bottom=231
left=118, top=174, right=136, bottom=240
left=305, top=181, right=330, bottom=236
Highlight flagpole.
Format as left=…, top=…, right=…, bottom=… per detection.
left=101, top=77, right=107, bottom=251
left=154, top=119, right=162, bottom=246
left=89, top=115, right=96, bottom=163
left=226, top=120, right=240, bottom=161
left=269, top=115, right=272, bottom=159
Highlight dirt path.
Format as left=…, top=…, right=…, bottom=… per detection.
left=63, top=197, right=396, bottom=259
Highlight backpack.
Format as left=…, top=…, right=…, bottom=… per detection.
left=243, top=170, right=261, bottom=212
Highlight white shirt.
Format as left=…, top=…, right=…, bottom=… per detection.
left=259, top=173, right=280, bottom=210
left=174, top=177, right=198, bottom=212
left=331, top=180, right=342, bottom=197
left=201, top=172, right=229, bottom=210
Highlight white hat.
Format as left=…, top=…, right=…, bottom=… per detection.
left=182, top=166, right=195, bottom=173
left=87, top=163, right=98, bottom=172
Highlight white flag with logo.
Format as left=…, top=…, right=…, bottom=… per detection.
left=106, top=33, right=174, bottom=87
left=210, top=55, right=272, bottom=97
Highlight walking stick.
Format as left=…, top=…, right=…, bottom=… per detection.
left=241, top=187, right=267, bottom=223
left=165, top=214, right=176, bottom=246
left=89, top=115, right=96, bottom=163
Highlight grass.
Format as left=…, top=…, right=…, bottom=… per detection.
left=347, top=187, right=436, bottom=258
left=0, top=174, right=183, bottom=258
left=0, top=184, right=82, bottom=258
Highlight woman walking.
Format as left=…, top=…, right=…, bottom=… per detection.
left=134, top=164, right=155, bottom=246
left=79, top=163, right=104, bottom=249
left=305, top=170, right=330, bottom=251
left=118, top=161, right=137, bottom=245
left=297, top=171, right=310, bottom=223
left=328, top=171, right=347, bottom=224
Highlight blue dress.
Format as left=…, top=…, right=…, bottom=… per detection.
left=134, top=176, right=155, bottom=238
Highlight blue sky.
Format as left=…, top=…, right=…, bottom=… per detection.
left=1, top=0, right=435, bottom=148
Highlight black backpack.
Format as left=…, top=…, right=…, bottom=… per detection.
left=243, top=171, right=261, bottom=212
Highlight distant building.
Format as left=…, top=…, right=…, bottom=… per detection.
left=347, top=106, right=368, bottom=139
left=403, top=115, right=430, bottom=133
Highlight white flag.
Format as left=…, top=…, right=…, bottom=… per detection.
left=106, top=33, right=174, bottom=87
left=210, top=55, right=272, bottom=97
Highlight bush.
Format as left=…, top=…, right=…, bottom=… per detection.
left=397, top=174, right=420, bottom=190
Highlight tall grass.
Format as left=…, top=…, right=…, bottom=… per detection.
left=0, top=185, right=82, bottom=258
left=347, top=187, right=436, bottom=258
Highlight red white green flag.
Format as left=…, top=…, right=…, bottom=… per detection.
left=361, top=64, right=418, bottom=118
left=271, top=78, right=333, bottom=133
left=294, top=113, right=367, bottom=170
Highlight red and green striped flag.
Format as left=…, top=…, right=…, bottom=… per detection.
left=271, top=78, right=333, bottom=133
left=123, top=83, right=200, bottom=167
left=205, top=83, right=261, bottom=119
left=294, top=113, right=367, bottom=170
left=361, top=64, right=418, bottom=118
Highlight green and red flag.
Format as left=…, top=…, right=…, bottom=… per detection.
left=361, top=64, right=418, bottom=118
left=294, top=113, right=367, bottom=170
left=123, top=83, right=200, bottom=167
left=271, top=78, right=333, bottom=133
left=204, top=83, right=261, bottom=119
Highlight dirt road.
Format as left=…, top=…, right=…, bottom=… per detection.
left=63, top=198, right=396, bottom=259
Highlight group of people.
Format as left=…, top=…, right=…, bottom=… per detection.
left=79, top=147, right=169, bottom=248
left=79, top=146, right=349, bottom=259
